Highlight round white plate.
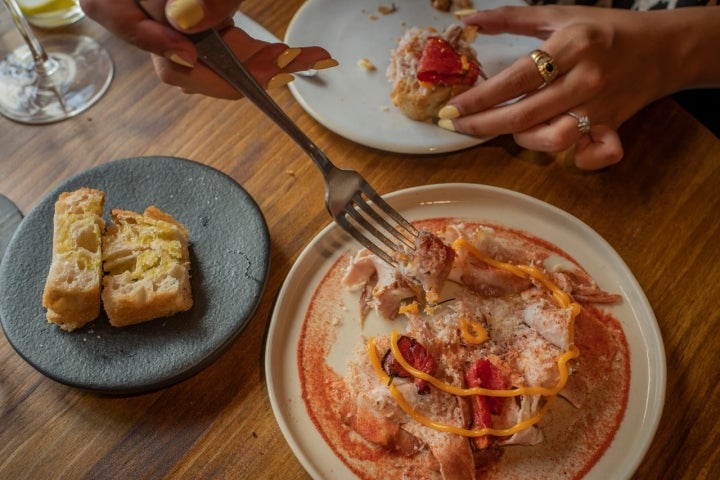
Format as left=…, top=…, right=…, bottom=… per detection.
left=265, top=183, right=665, bottom=479
left=285, top=0, right=540, bottom=154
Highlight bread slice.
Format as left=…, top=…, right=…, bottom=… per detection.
left=42, top=187, right=106, bottom=331
left=101, top=206, right=192, bottom=327
left=387, top=24, right=482, bottom=121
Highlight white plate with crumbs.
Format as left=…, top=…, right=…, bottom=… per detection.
left=0, top=157, right=270, bottom=395
left=265, top=183, right=666, bottom=479
left=285, top=0, right=539, bottom=154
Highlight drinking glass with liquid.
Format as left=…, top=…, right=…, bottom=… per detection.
left=15, top=0, right=84, bottom=28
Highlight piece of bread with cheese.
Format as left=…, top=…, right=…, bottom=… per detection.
left=101, top=206, right=192, bottom=327
left=42, top=187, right=106, bottom=331
left=387, top=24, right=484, bottom=121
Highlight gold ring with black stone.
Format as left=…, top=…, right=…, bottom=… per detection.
left=529, top=49, right=558, bottom=86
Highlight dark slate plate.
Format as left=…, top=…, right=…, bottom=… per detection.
left=0, top=157, right=270, bottom=394
left=0, top=194, right=23, bottom=264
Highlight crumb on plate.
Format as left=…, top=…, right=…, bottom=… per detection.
left=357, top=58, right=377, bottom=72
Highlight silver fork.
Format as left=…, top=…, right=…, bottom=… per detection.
left=133, top=3, right=418, bottom=263
left=189, top=29, right=419, bottom=265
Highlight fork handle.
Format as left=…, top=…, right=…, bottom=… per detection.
left=192, top=30, right=337, bottom=177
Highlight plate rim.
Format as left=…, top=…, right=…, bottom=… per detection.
left=265, top=182, right=666, bottom=479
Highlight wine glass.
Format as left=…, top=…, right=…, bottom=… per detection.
left=0, top=0, right=114, bottom=124
left=16, top=0, right=85, bottom=28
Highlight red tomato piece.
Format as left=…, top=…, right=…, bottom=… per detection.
left=382, top=335, right=438, bottom=395
left=416, top=36, right=480, bottom=86
left=465, top=359, right=510, bottom=449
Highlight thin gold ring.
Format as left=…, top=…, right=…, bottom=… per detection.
left=529, top=49, right=558, bottom=86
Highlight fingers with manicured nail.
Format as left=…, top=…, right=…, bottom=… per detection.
left=152, top=26, right=337, bottom=98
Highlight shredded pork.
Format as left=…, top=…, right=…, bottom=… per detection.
left=339, top=222, right=622, bottom=479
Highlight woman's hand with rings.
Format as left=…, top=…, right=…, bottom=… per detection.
left=80, top=0, right=337, bottom=98
left=437, top=5, right=681, bottom=170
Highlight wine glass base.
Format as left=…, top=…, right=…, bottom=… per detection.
left=0, top=34, right=114, bottom=124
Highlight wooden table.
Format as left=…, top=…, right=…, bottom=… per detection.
left=1, top=3, right=718, bottom=479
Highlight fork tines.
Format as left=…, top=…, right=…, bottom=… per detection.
left=334, top=184, right=419, bottom=266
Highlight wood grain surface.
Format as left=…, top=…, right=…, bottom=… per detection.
left=1, top=2, right=718, bottom=479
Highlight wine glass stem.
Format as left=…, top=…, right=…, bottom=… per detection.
left=3, top=0, right=51, bottom=70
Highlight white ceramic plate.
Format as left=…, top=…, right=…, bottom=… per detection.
left=285, top=0, right=540, bottom=154
left=265, top=183, right=665, bottom=479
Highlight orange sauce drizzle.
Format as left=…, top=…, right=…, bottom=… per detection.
left=460, top=316, right=488, bottom=345
left=367, top=236, right=582, bottom=437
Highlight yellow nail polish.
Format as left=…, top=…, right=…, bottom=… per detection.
left=168, top=53, right=194, bottom=68
left=277, top=48, right=301, bottom=68
left=312, top=58, right=339, bottom=70
left=438, top=104, right=460, bottom=120
left=437, top=119, right=456, bottom=132
left=167, top=0, right=204, bottom=30
left=267, top=73, right=295, bottom=89
left=454, top=9, right=478, bottom=17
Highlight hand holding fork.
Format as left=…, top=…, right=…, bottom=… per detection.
left=133, top=0, right=420, bottom=264
left=80, top=0, right=336, bottom=98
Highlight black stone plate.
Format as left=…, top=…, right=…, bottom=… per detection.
left=0, top=194, right=23, bottom=263
left=0, top=157, right=270, bottom=395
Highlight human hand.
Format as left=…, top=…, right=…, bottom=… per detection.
left=437, top=6, right=682, bottom=170
left=80, top=0, right=337, bottom=98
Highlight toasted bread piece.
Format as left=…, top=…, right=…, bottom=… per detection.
left=387, top=25, right=481, bottom=121
left=101, top=206, right=192, bottom=327
left=42, top=187, right=106, bottom=331
left=389, top=77, right=464, bottom=122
